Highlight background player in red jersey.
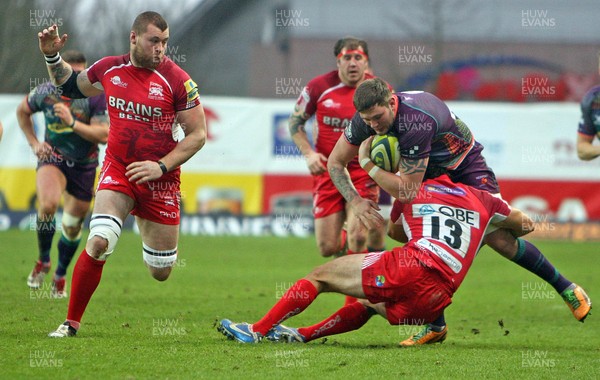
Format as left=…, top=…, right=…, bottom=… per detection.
left=289, top=37, right=387, bottom=268
left=38, top=11, right=207, bottom=337
left=17, top=50, right=108, bottom=298
left=216, top=171, right=538, bottom=344
left=576, top=52, right=600, bottom=160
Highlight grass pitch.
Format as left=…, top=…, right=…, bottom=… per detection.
left=1, top=229, right=598, bottom=379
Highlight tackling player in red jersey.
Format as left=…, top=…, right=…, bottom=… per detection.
left=289, top=38, right=388, bottom=289
left=216, top=171, right=537, bottom=345
left=38, top=11, right=207, bottom=338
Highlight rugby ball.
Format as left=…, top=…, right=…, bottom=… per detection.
left=370, top=135, right=400, bottom=172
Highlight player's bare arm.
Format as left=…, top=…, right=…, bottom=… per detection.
left=329, top=136, right=383, bottom=228
left=388, top=221, right=408, bottom=243
left=16, top=97, right=39, bottom=147
left=16, top=97, right=53, bottom=161
left=126, top=105, right=207, bottom=185
left=74, top=115, right=109, bottom=145
left=357, top=136, right=428, bottom=203
left=576, top=133, right=600, bottom=161
left=493, top=208, right=535, bottom=238
left=328, top=136, right=361, bottom=202
left=289, top=105, right=327, bottom=174
left=38, top=24, right=101, bottom=97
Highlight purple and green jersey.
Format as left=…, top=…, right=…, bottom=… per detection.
left=345, top=91, right=499, bottom=193
left=578, top=85, right=600, bottom=138
left=27, top=82, right=107, bottom=165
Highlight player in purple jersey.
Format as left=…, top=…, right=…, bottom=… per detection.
left=328, top=78, right=591, bottom=345
left=576, top=54, right=600, bottom=160
left=17, top=50, right=108, bottom=298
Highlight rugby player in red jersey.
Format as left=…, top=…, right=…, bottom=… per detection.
left=289, top=38, right=388, bottom=305
left=39, top=11, right=207, bottom=337
left=216, top=170, right=538, bottom=344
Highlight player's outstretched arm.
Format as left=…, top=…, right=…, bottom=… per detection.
left=576, top=133, right=600, bottom=161
left=328, top=135, right=361, bottom=203
left=38, top=24, right=100, bottom=97
left=329, top=135, right=383, bottom=229
left=493, top=208, right=535, bottom=238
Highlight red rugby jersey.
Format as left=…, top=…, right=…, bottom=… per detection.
left=86, top=54, right=200, bottom=166
left=297, top=70, right=375, bottom=158
left=391, top=175, right=511, bottom=291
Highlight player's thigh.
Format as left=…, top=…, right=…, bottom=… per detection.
left=314, top=211, right=345, bottom=245
left=92, top=189, right=135, bottom=222
left=135, top=216, right=179, bottom=250
left=36, top=165, right=66, bottom=206
left=309, top=254, right=366, bottom=297
left=62, top=192, right=91, bottom=219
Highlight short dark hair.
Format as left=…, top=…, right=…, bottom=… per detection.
left=353, top=78, right=392, bottom=112
left=334, top=36, right=368, bottom=58
left=132, top=11, right=168, bottom=35
left=62, top=50, right=86, bottom=65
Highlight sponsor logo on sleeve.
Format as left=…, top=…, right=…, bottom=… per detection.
left=184, top=79, right=199, bottom=104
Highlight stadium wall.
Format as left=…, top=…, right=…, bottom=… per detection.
left=0, top=95, right=598, bottom=238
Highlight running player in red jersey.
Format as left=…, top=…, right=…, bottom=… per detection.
left=577, top=53, right=600, bottom=160
left=17, top=50, right=108, bottom=299
left=216, top=171, right=537, bottom=344
left=39, top=11, right=207, bottom=337
left=289, top=37, right=387, bottom=265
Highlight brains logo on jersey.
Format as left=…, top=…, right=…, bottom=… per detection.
left=184, top=79, right=199, bottom=106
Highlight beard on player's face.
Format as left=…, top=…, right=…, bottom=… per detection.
left=131, top=42, right=162, bottom=70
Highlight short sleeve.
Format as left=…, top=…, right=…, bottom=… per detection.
left=344, top=112, right=374, bottom=146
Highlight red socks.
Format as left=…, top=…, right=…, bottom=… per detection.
left=66, top=250, right=105, bottom=330
left=253, top=279, right=318, bottom=336
left=298, top=301, right=372, bottom=342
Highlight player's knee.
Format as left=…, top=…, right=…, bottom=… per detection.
left=38, top=200, right=59, bottom=217
left=142, top=243, right=177, bottom=280
left=86, top=236, right=109, bottom=259
left=61, top=212, right=83, bottom=241
left=87, top=214, right=123, bottom=260
left=485, top=228, right=518, bottom=259
left=317, top=241, right=338, bottom=257
left=149, top=266, right=172, bottom=281
left=347, top=233, right=367, bottom=252
left=306, top=262, right=332, bottom=285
